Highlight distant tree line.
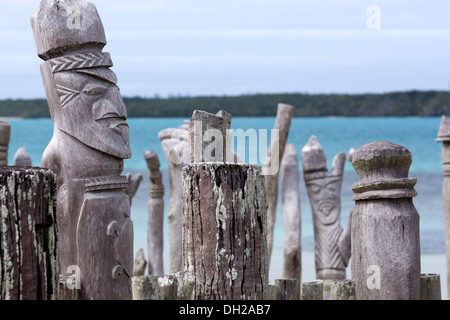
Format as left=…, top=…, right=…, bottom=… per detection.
left=1, top=90, right=450, bottom=118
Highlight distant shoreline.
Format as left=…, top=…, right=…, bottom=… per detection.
left=1, top=90, right=450, bottom=118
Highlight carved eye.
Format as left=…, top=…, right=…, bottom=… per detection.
left=311, top=185, right=321, bottom=194
left=327, top=184, right=338, bottom=193
left=83, top=84, right=108, bottom=96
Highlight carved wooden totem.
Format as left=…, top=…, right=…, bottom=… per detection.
left=0, top=121, right=11, bottom=166
left=31, top=0, right=133, bottom=299
left=301, top=135, right=351, bottom=299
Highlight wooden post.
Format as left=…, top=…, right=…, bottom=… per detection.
left=173, top=271, right=196, bottom=300
left=14, top=148, right=32, bottom=167
left=330, top=279, right=355, bottom=300
left=132, top=275, right=178, bottom=300
left=31, top=0, right=133, bottom=299
left=280, top=144, right=301, bottom=298
left=351, top=141, right=421, bottom=300
left=275, top=279, right=298, bottom=300
left=301, top=280, right=323, bottom=300
left=124, top=172, right=143, bottom=205
left=301, top=136, right=350, bottom=299
left=183, top=163, right=267, bottom=299
left=420, top=273, right=441, bottom=300
left=265, top=103, right=294, bottom=268
left=0, top=167, right=58, bottom=300
left=132, top=248, right=147, bottom=277
left=0, top=121, right=11, bottom=166
left=145, top=150, right=165, bottom=276
left=267, top=285, right=281, bottom=300
left=436, top=115, right=450, bottom=299
left=158, top=121, right=190, bottom=273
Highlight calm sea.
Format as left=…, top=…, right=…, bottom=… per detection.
left=3, top=116, right=447, bottom=288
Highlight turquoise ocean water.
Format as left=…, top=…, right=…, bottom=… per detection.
left=3, top=116, right=447, bottom=292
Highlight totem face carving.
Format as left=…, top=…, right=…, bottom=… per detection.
left=305, top=176, right=342, bottom=226
left=43, top=61, right=131, bottom=159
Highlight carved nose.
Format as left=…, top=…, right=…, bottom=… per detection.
left=92, top=96, right=127, bottom=120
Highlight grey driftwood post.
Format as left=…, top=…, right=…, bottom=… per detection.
left=265, top=103, right=294, bottom=268
left=420, top=273, right=441, bottom=300
left=158, top=121, right=190, bottom=273
left=436, top=115, right=450, bottom=299
left=124, top=172, right=142, bottom=205
left=145, top=150, right=165, bottom=276
left=274, top=279, right=298, bottom=300
left=14, top=148, right=32, bottom=167
left=280, top=144, right=301, bottom=297
left=182, top=110, right=267, bottom=300
left=132, top=248, right=147, bottom=277
left=301, top=135, right=351, bottom=299
left=301, top=280, right=323, bottom=300
left=330, top=279, right=355, bottom=300
left=0, top=167, right=58, bottom=300
left=351, top=141, right=421, bottom=300
left=31, top=0, right=133, bottom=299
left=0, top=121, right=11, bottom=166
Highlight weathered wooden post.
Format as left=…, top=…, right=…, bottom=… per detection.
left=301, top=280, right=323, bottom=300
left=31, top=0, right=133, bottom=299
left=420, top=273, right=441, bottom=300
left=182, top=110, right=267, bottom=300
left=351, top=141, right=421, bottom=300
left=132, top=248, right=147, bottom=277
left=301, top=135, right=351, bottom=299
left=274, top=279, right=298, bottom=300
left=124, top=172, right=142, bottom=205
left=145, top=150, right=165, bottom=276
left=330, top=279, right=355, bottom=300
left=265, top=103, right=294, bottom=267
left=158, top=121, right=190, bottom=274
left=280, top=144, right=301, bottom=298
left=14, top=148, right=32, bottom=167
left=436, top=115, right=450, bottom=299
left=132, top=275, right=178, bottom=300
left=0, top=167, right=58, bottom=300
left=0, top=121, right=11, bottom=166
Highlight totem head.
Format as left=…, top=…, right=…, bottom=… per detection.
left=301, top=136, right=346, bottom=226
left=31, top=0, right=131, bottom=159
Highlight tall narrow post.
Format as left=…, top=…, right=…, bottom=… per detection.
left=301, top=136, right=350, bottom=299
left=0, top=121, right=11, bottom=166
left=436, top=115, right=450, bottom=299
left=280, top=144, right=301, bottom=298
left=351, top=141, right=421, bottom=300
left=182, top=110, right=267, bottom=300
left=158, top=121, right=190, bottom=273
left=31, top=0, right=133, bottom=299
left=0, top=167, right=58, bottom=300
left=145, top=150, right=165, bottom=276
left=265, top=103, right=294, bottom=267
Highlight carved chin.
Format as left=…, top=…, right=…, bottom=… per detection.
left=315, top=202, right=340, bottom=225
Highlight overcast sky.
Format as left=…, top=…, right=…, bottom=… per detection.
left=0, top=0, right=449, bottom=99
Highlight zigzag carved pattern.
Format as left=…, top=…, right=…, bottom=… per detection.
left=50, top=52, right=113, bottom=73
left=315, top=224, right=345, bottom=270
left=56, top=84, right=80, bottom=107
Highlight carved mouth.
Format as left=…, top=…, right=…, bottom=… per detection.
left=318, top=201, right=334, bottom=215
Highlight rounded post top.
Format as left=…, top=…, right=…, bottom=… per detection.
left=351, top=141, right=417, bottom=200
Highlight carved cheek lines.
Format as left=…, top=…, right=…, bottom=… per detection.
left=56, top=84, right=81, bottom=108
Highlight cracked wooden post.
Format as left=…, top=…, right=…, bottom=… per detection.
left=266, top=285, right=281, bottom=300
left=14, top=148, right=32, bottom=167
left=351, top=141, right=421, bottom=300
left=158, top=121, right=190, bottom=274
left=0, top=121, right=11, bottom=166
left=132, top=275, right=178, bottom=300
left=280, top=144, right=301, bottom=298
left=275, top=279, right=298, bottom=300
left=31, top=0, right=133, bottom=299
left=0, top=167, right=58, bottom=300
left=436, top=115, right=450, bottom=299
left=301, top=280, right=323, bottom=300
left=265, top=103, right=294, bottom=270
left=145, top=150, right=165, bottom=276
left=420, top=273, right=441, bottom=300
left=301, top=136, right=351, bottom=299
left=182, top=110, right=267, bottom=300
left=330, top=279, right=355, bottom=300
